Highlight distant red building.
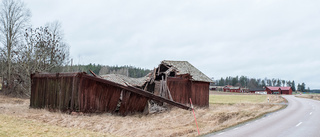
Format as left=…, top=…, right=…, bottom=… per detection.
left=249, top=88, right=266, bottom=94
left=230, top=87, right=241, bottom=92
left=279, top=87, right=293, bottom=94
left=223, top=85, right=240, bottom=92
left=265, top=86, right=292, bottom=95
left=223, top=85, right=232, bottom=92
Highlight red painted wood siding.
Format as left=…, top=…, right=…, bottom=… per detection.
left=167, top=77, right=209, bottom=107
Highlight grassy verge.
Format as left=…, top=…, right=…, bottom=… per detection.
left=296, top=94, right=320, bottom=101
left=0, top=114, right=113, bottom=137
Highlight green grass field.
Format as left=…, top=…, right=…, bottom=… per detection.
left=209, top=95, right=268, bottom=104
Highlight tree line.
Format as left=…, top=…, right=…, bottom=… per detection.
left=0, top=0, right=69, bottom=96
left=215, top=76, right=310, bottom=92
left=64, top=64, right=151, bottom=78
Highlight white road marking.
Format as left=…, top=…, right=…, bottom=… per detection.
left=310, top=112, right=313, bottom=115
left=217, top=132, right=224, bottom=135
left=233, top=128, right=238, bottom=130
left=296, top=122, right=302, bottom=127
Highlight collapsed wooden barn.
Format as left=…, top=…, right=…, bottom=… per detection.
left=145, top=60, right=213, bottom=107
left=30, top=72, right=190, bottom=116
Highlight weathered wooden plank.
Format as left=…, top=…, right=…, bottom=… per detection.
left=119, top=90, right=131, bottom=115
left=82, top=74, right=190, bottom=110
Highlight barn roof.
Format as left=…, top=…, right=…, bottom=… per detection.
left=101, top=74, right=149, bottom=87
left=280, top=87, right=292, bottom=90
left=267, top=86, right=292, bottom=91
left=266, top=87, right=280, bottom=91
left=229, top=86, right=240, bottom=89
left=161, top=60, right=213, bottom=83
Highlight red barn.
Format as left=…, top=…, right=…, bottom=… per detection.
left=145, top=60, right=213, bottom=107
left=266, top=86, right=292, bottom=95
left=229, top=87, right=241, bottom=92
left=223, top=85, right=232, bottom=92
left=280, top=87, right=292, bottom=95
left=266, top=87, right=281, bottom=94
left=223, top=86, right=240, bottom=92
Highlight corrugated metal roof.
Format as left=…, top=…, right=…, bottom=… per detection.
left=162, top=60, right=213, bottom=83
left=101, top=74, right=149, bottom=87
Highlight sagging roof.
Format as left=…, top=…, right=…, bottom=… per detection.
left=101, top=74, right=149, bottom=87
left=161, top=60, right=213, bottom=83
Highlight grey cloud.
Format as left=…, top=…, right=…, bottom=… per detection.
left=26, top=0, right=320, bottom=88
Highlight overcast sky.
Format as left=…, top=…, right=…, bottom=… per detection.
left=26, top=0, right=320, bottom=89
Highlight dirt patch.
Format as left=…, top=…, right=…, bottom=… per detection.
left=0, top=94, right=284, bottom=137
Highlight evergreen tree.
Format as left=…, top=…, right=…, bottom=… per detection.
left=297, top=83, right=301, bottom=91
left=301, top=83, right=306, bottom=92
left=291, top=81, right=296, bottom=91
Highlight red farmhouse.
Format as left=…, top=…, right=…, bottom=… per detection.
left=279, top=87, right=292, bottom=94
left=266, top=86, right=292, bottom=95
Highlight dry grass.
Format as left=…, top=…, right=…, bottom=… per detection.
left=210, top=94, right=284, bottom=104
left=0, top=94, right=285, bottom=137
left=296, top=94, right=320, bottom=101
left=0, top=114, right=112, bottom=137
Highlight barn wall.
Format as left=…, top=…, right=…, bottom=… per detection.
left=281, top=89, right=292, bottom=95
left=30, top=74, right=78, bottom=111
left=30, top=73, right=149, bottom=115
left=191, top=81, right=209, bottom=107
left=167, top=77, right=209, bottom=107
left=167, top=77, right=191, bottom=105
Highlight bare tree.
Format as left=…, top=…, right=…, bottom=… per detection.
left=14, top=24, right=69, bottom=96
left=0, top=0, right=30, bottom=92
left=24, top=26, right=68, bottom=71
left=45, top=21, right=70, bottom=70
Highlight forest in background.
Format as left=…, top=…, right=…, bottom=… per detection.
left=215, top=76, right=310, bottom=92
left=60, top=63, right=151, bottom=78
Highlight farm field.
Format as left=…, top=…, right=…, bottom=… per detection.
left=0, top=93, right=285, bottom=137
left=210, top=95, right=281, bottom=104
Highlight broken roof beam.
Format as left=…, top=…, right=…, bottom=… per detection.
left=81, top=74, right=191, bottom=110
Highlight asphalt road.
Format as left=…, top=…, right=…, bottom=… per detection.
left=207, top=95, right=320, bottom=137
